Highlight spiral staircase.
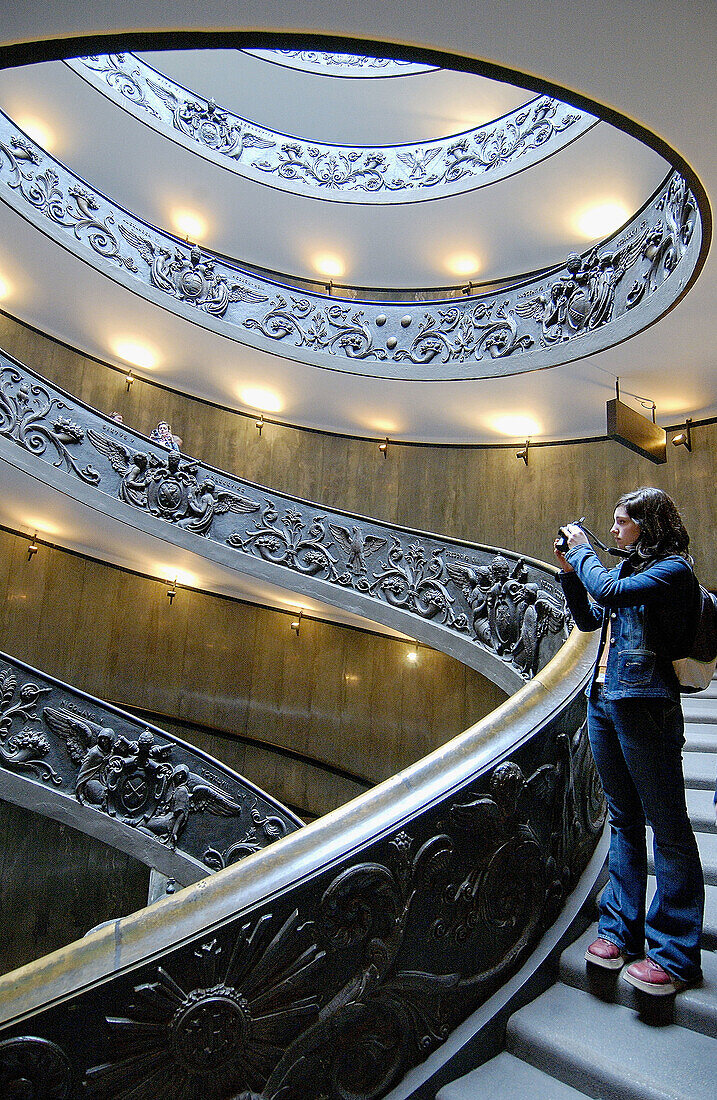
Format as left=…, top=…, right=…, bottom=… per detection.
left=0, top=5, right=715, bottom=1099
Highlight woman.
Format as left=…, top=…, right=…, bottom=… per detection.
left=555, top=487, right=704, bottom=994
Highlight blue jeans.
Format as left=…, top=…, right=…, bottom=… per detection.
left=588, top=688, right=704, bottom=981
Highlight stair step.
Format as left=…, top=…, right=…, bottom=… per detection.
left=687, top=787, right=717, bottom=832
left=683, top=753, right=716, bottom=790
left=684, top=726, right=717, bottom=753
left=646, top=828, right=717, bottom=885
left=436, top=1050, right=592, bottom=1099
left=507, top=980, right=717, bottom=1100
left=559, top=927, right=717, bottom=1040
left=682, top=697, right=717, bottom=723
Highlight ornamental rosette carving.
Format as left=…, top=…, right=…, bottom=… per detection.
left=0, top=1036, right=75, bottom=1099
left=85, top=913, right=325, bottom=1099
left=67, top=55, right=596, bottom=202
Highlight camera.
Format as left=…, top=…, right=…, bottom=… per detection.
left=556, top=517, right=586, bottom=553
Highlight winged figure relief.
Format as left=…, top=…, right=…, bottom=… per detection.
left=512, top=583, right=568, bottom=678
left=178, top=477, right=260, bottom=536
left=327, top=523, right=388, bottom=574
left=43, top=706, right=118, bottom=807
left=139, top=763, right=244, bottom=849
left=445, top=560, right=493, bottom=646
left=516, top=230, right=649, bottom=344
left=86, top=429, right=153, bottom=507
left=146, top=79, right=275, bottom=160
left=396, top=147, right=441, bottom=180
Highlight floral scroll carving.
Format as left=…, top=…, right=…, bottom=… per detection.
left=70, top=55, right=593, bottom=201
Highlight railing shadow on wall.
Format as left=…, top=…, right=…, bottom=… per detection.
left=0, top=351, right=605, bottom=1099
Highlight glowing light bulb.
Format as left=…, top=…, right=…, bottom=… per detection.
left=445, top=253, right=481, bottom=278
left=111, top=338, right=158, bottom=371
left=240, top=386, right=283, bottom=413
left=573, top=201, right=630, bottom=241
left=172, top=209, right=208, bottom=241
left=15, top=115, right=55, bottom=150
left=488, top=413, right=542, bottom=438
left=313, top=253, right=345, bottom=279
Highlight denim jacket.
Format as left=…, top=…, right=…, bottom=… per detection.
left=558, top=546, right=694, bottom=701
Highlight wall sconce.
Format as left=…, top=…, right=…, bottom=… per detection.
left=27, top=533, right=39, bottom=561
left=379, top=437, right=389, bottom=459
left=290, top=609, right=303, bottom=635
left=167, top=578, right=177, bottom=605
left=125, top=370, right=134, bottom=392
left=255, top=413, right=264, bottom=437
left=516, top=440, right=530, bottom=465
left=671, top=418, right=693, bottom=451
left=406, top=641, right=419, bottom=663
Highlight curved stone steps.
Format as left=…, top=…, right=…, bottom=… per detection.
left=437, top=677, right=717, bottom=1100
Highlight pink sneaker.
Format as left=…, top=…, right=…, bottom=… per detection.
left=584, top=937, right=630, bottom=970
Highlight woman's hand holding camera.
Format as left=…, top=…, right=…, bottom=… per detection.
left=554, top=523, right=589, bottom=571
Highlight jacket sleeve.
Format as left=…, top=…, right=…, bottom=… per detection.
left=564, top=546, right=691, bottom=607
left=557, top=568, right=603, bottom=632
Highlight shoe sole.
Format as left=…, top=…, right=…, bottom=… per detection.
left=584, top=948, right=627, bottom=970
left=622, top=969, right=685, bottom=996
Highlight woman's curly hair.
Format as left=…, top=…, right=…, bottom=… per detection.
left=617, top=486, right=691, bottom=563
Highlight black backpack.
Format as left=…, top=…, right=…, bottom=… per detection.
left=673, top=577, right=717, bottom=692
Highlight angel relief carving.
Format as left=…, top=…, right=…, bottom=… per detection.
left=43, top=707, right=243, bottom=849
left=116, top=226, right=269, bottom=317
left=447, top=554, right=567, bottom=677
left=87, top=429, right=260, bottom=533
left=516, top=231, right=649, bottom=345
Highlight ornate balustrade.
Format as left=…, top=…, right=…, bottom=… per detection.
left=0, top=621, right=602, bottom=1099
left=66, top=54, right=596, bottom=203
left=0, top=351, right=570, bottom=692
left=0, top=107, right=702, bottom=379
left=0, top=355, right=607, bottom=1100
left=0, top=651, right=302, bottom=886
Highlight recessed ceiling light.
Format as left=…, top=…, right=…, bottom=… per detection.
left=488, top=413, right=542, bottom=438
left=111, top=338, right=158, bottom=371
left=15, top=115, right=55, bottom=151
left=240, top=386, right=283, bottom=413
left=573, top=201, right=630, bottom=241
left=172, top=209, right=208, bottom=241
left=445, top=253, right=481, bottom=277
left=313, top=254, right=345, bottom=279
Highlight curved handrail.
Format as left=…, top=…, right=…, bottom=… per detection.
left=0, top=624, right=602, bottom=1097
left=65, top=54, right=596, bottom=203
left=0, top=350, right=571, bottom=694
left=0, top=651, right=302, bottom=886
left=0, top=108, right=703, bottom=379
